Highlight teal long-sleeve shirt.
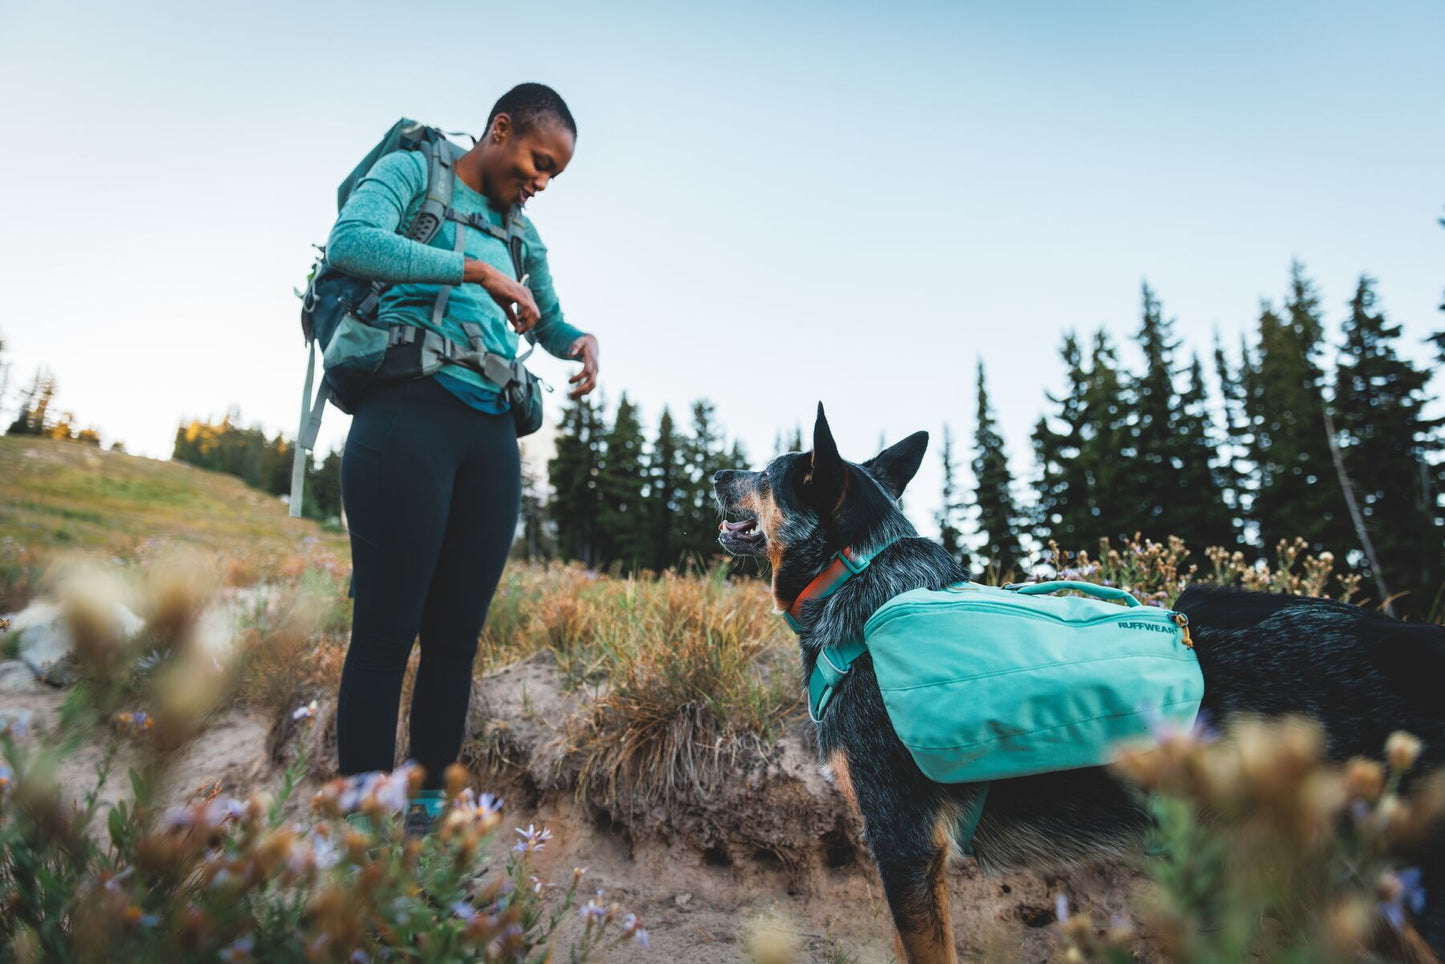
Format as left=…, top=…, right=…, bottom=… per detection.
left=325, top=149, right=587, bottom=412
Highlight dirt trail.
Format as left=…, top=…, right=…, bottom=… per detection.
left=2, top=653, right=1147, bottom=963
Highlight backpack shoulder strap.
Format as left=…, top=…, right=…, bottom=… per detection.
left=407, top=139, right=459, bottom=244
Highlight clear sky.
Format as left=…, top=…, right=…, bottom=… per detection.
left=2, top=0, right=1441, bottom=542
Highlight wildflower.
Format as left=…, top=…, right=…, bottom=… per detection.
left=219, top=934, right=255, bottom=962
left=0, top=765, right=12, bottom=792
left=292, top=699, right=319, bottom=723
left=1379, top=867, right=1427, bottom=930
left=580, top=895, right=607, bottom=925
left=135, top=648, right=171, bottom=671
left=451, top=900, right=477, bottom=921
left=123, top=905, right=161, bottom=928
left=159, top=806, right=196, bottom=832
left=115, top=711, right=153, bottom=732
left=1386, top=732, right=1423, bottom=773
left=0, top=711, right=29, bottom=738
left=102, top=866, right=135, bottom=891
left=514, top=823, right=552, bottom=854
left=201, top=798, right=246, bottom=829
left=620, top=913, right=649, bottom=948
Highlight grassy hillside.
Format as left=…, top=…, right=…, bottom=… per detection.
left=0, top=436, right=347, bottom=607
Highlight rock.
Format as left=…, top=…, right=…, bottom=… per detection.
left=5, top=599, right=143, bottom=687
left=675, top=893, right=692, bottom=906
left=0, top=659, right=39, bottom=695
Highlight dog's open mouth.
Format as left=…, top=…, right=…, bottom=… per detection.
left=718, top=514, right=765, bottom=554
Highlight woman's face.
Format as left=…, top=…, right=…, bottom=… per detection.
left=481, top=114, right=575, bottom=208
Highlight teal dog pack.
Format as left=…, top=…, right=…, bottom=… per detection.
left=809, top=579, right=1204, bottom=785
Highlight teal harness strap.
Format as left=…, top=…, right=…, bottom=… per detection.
left=955, top=782, right=990, bottom=856
left=779, top=537, right=900, bottom=723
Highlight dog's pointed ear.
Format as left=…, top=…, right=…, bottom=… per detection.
left=863, top=431, right=928, bottom=499
left=806, top=402, right=847, bottom=510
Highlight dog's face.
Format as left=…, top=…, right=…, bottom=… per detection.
left=714, top=403, right=927, bottom=609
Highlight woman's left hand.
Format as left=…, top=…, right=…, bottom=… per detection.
left=566, top=335, right=599, bottom=398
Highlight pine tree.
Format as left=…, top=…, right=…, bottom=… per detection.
left=1171, top=353, right=1237, bottom=551
left=1331, top=276, right=1442, bottom=613
left=936, top=424, right=970, bottom=572
left=1243, top=264, right=1352, bottom=555
left=674, top=400, right=726, bottom=563
left=1127, top=282, right=1179, bottom=536
left=1078, top=330, right=1134, bottom=544
left=1032, top=333, right=1093, bottom=551
left=517, top=443, right=552, bottom=561
left=646, top=407, right=683, bottom=570
left=1213, top=333, right=1252, bottom=532
left=973, top=361, right=1023, bottom=578
left=597, top=394, right=650, bottom=571
left=6, top=370, right=57, bottom=437
left=548, top=394, right=605, bottom=565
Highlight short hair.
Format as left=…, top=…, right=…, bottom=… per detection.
left=486, top=83, right=576, bottom=138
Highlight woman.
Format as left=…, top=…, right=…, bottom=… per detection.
left=324, top=83, right=598, bottom=831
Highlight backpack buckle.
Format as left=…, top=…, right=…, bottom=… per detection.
left=837, top=546, right=870, bottom=575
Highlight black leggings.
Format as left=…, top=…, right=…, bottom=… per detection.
left=335, top=377, right=520, bottom=788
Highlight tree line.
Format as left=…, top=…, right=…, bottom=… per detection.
left=539, top=261, right=1443, bottom=618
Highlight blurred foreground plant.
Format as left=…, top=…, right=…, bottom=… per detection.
left=0, top=558, right=645, bottom=963
left=1052, top=718, right=1444, bottom=963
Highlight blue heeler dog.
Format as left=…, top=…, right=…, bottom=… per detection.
left=713, top=404, right=1445, bottom=964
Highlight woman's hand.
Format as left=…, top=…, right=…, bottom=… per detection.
left=567, top=334, right=599, bottom=398
left=463, top=259, right=540, bottom=333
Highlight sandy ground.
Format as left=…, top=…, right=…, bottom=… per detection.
left=0, top=653, right=1149, bottom=963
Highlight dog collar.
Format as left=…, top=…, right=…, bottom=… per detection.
left=780, top=537, right=902, bottom=636
left=779, top=537, right=903, bottom=724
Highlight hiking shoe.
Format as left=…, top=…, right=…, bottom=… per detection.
left=403, top=790, right=445, bottom=839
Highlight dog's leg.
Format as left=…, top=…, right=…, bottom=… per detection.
left=828, top=747, right=957, bottom=964
left=876, top=822, right=956, bottom=964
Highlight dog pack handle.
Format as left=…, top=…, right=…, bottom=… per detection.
left=1005, top=580, right=1142, bottom=607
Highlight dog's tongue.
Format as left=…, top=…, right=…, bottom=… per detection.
left=720, top=519, right=756, bottom=533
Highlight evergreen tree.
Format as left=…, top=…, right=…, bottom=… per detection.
left=646, top=407, right=683, bottom=570
left=548, top=394, right=605, bottom=565
left=1212, top=332, right=1252, bottom=532
left=6, top=370, right=57, bottom=437
left=972, top=361, right=1023, bottom=578
left=308, top=447, right=343, bottom=521
left=936, top=423, right=970, bottom=572
left=1331, top=276, right=1442, bottom=613
left=1172, top=353, right=1237, bottom=550
left=1032, top=333, right=1093, bottom=551
left=675, top=400, right=726, bottom=563
left=1127, top=282, right=1179, bottom=536
left=1243, top=264, right=1352, bottom=555
left=596, top=394, right=650, bottom=571
left=1077, top=329, right=1134, bottom=544
left=516, top=443, right=552, bottom=561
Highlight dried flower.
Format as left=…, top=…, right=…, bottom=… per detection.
left=1386, top=732, right=1423, bottom=773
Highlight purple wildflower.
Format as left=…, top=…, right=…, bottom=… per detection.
left=513, top=823, right=553, bottom=854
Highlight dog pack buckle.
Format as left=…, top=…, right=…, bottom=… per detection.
left=837, top=546, right=870, bottom=576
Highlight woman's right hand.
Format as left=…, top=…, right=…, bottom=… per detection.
left=463, top=259, right=541, bottom=333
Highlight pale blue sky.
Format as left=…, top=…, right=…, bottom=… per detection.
left=1, top=0, right=1441, bottom=541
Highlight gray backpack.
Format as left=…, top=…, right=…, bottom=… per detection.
left=289, top=119, right=540, bottom=517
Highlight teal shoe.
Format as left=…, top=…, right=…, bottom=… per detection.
left=404, top=790, right=446, bottom=839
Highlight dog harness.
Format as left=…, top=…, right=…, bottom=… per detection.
left=782, top=545, right=1202, bottom=856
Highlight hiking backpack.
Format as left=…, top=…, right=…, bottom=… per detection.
left=288, top=119, right=540, bottom=518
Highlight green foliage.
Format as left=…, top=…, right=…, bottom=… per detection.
left=170, top=411, right=339, bottom=522
left=1331, top=275, right=1442, bottom=616
left=935, top=423, right=970, bottom=573
left=972, top=361, right=1022, bottom=580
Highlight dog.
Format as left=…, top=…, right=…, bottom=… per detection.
left=713, top=403, right=1445, bottom=963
